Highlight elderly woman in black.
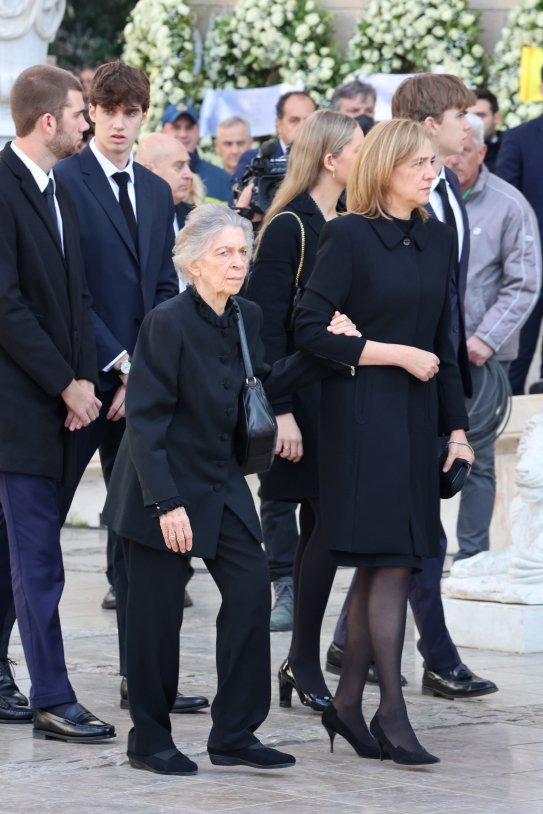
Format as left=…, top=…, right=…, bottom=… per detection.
left=295, top=119, right=474, bottom=765
left=103, top=204, right=355, bottom=776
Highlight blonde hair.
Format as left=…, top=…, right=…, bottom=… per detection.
left=255, top=109, right=357, bottom=254
left=173, top=203, right=253, bottom=286
left=347, top=118, right=430, bottom=221
left=187, top=173, right=206, bottom=206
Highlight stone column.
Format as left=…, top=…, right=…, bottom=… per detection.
left=0, top=1, right=66, bottom=145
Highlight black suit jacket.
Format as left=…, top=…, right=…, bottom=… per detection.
left=426, top=167, right=472, bottom=397
left=0, top=144, right=98, bottom=481
left=496, top=114, right=543, bottom=238
left=102, top=290, right=327, bottom=556
left=55, top=146, right=179, bottom=391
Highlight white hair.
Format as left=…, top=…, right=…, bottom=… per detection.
left=466, top=112, right=485, bottom=148
left=173, top=203, right=253, bottom=285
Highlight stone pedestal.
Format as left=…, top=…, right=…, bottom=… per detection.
left=0, top=1, right=66, bottom=145
left=442, top=597, right=543, bottom=653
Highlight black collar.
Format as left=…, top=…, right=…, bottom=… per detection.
left=364, top=212, right=430, bottom=250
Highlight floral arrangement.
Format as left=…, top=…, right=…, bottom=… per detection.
left=343, top=0, right=485, bottom=87
left=489, top=0, right=543, bottom=127
left=203, top=0, right=339, bottom=101
left=123, top=0, right=201, bottom=131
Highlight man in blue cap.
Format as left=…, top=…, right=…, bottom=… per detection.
left=162, top=103, right=231, bottom=204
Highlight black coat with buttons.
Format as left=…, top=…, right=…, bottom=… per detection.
left=102, top=287, right=327, bottom=557
left=294, top=213, right=469, bottom=560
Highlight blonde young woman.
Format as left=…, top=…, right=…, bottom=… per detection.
left=246, top=110, right=364, bottom=708
left=295, top=119, right=474, bottom=765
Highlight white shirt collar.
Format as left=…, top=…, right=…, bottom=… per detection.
left=10, top=141, right=54, bottom=193
left=89, top=137, right=135, bottom=182
left=430, top=165, right=447, bottom=193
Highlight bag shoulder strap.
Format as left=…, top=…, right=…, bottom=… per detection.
left=268, top=210, right=306, bottom=287
left=232, top=300, right=254, bottom=380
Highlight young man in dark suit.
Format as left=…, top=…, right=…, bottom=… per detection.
left=328, top=74, right=498, bottom=702
left=55, top=62, right=208, bottom=714
left=0, top=64, right=115, bottom=741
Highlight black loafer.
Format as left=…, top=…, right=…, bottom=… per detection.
left=326, top=643, right=407, bottom=685
left=422, top=663, right=498, bottom=700
left=208, top=742, right=296, bottom=769
left=33, top=702, right=116, bottom=742
left=0, top=694, right=33, bottom=724
left=128, top=748, right=198, bottom=775
left=101, top=587, right=116, bottom=610
left=0, top=658, right=29, bottom=707
left=120, top=677, right=209, bottom=712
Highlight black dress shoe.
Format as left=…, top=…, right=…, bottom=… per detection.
left=184, top=590, right=193, bottom=608
left=208, top=742, right=296, bottom=769
left=0, top=658, right=29, bottom=706
left=101, top=587, right=116, bottom=610
left=120, top=676, right=209, bottom=713
left=0, top=694, right=33, bottom=724
left=128, top=747, right=198, bottom=775
left=325, top=643, right=408, bottom=686
left=422, top=663, right=498, bottom=700
left=33, top=702, right=116, bottom=742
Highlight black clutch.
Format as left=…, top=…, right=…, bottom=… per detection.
left=233, top=300, right=278, bottom=475
left=439, top=448, right=471, bottom=499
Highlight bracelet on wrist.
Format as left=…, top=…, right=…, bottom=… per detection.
left=447, top=439, right=474, bottom=456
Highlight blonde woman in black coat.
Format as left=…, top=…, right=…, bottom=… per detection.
left=295, top=119, right=474, bottom=765
left=103, top=204, right=356, bottom=776
left=247, top=110, right=363, bottom=709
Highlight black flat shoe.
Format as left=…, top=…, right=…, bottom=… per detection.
left=278, top=658, right=332, bottom=712
left=33, top=703, right=116, bottom=743
left=369, top=713, right=439, bottom=765
left=0, top=695, right=33, bottom=724
left=120, top=676, right=209, bottom=712
left=422, top=663, right=498, bottom=700
left=0, top=658, right=29, bottom=706
left=128, top=747, right=198, bottom=776
left=208, top=742, right=295, bottom=769
left=322, top=703, right=381, bottom=759
left=325, top=644, right=407, bottom=685
left=101, top=587, right=116, bottom=610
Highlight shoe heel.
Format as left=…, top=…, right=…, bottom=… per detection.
left=376, top=739, right=386, bottom=761
left=33, top=729, right=49, bottom=740
left=278, top=674, right=293, bottom=708
left=323, top=724, right=335, bottom=753
left=120, top=699, right=129, bottom=710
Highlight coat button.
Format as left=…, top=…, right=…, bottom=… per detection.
left=403, top=237, right=411, bottom=246
left=134, top=318, right=142, bottom=326
left=223, top=380, right=232, bottom=390
left=225, top=406, right=234, bottom=416
left=219, top=355, right=228, bottom=364
left=213, top=483, right=222, bottom=492
left=219, top=433, right=228, bottom=442
left=216, top=460, right=225, bottom=468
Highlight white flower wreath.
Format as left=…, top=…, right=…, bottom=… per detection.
left=203, top=0, right=339, bottom=102
left=123, top=0, right=202, bottom=131
left=343, top=0, right=485, bottom=87
left=489, top=0, right=543, bottom=127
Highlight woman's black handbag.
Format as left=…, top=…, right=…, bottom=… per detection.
left=438, top=448, right=471, bottom=499
left=233, top=300, right=278, bottom=475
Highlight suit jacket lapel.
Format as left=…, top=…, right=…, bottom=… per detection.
left=79, top=146, right=139, bottom=263
left=2, top=146, right=65, bottom=261
left=134, top=163, right=152, bottom=274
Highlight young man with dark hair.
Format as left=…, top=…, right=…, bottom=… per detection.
left=55, top=61, right=208, bottom=715
left=0, top=64, right=115, bottom=741
left=469, top=88, right=504, bottom=172
left=327, top=73, right=499, bottom=702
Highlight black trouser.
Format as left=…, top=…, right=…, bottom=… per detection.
left=124, top=507, right=271, bottom=756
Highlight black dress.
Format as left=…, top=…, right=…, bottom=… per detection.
left=294, top=212, right=469, bottom=570
left=245, top=193, right=325, bottom=500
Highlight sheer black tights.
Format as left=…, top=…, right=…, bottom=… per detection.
left=287, top=498, right=336, bottom=697
left=333, top=566, right=421, bottom=752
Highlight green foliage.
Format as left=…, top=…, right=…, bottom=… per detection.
left=51, top=0, right=137, bottom=69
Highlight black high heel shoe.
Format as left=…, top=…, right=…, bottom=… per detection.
left=369, top=713, right=440, bottom=765
left=278, top=659, right=332, bottom=712
left=322, top=704, right=381, bottom=759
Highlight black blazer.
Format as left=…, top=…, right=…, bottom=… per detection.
left=295, top=214, right=468, bottom=560
left=245, top=193, right=325, bottom=500
left=102, top=289, right=327, bottom=557
left=0, top=144, right=98, bottom=481
left=55, top=146, right=179, bottom=391
left=496, top=114, right=543, bottom=237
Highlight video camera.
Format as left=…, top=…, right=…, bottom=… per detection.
left=232, top=139, right=289, bottom=216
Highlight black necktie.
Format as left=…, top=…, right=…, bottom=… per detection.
left=435, top=178, right=457, bottom=233
left=43, top=178, right=62, bottom=247
left=112, top=171, right=138, bottom=248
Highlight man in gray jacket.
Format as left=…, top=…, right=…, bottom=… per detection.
left=446, top=114, right=541, bottom=561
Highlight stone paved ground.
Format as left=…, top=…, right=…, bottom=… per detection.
left=2, top=525, right=543, bottom=814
